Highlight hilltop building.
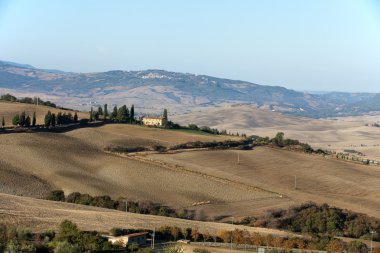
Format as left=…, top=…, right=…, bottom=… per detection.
left=106, top=232, right=148, bottom=247
left=142, top=116, right=167, bottom=126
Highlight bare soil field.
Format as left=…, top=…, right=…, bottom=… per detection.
left=0, top=100, right=88, bottom=126
left=0, top=192, right=294, bottom=238
left=64, top=124, right=239, bottom=150
left=0, top=128, right=276, bottom=219
left=172, top=105, right=380, bottom=160
left=148, top=147, right=380, bottom=218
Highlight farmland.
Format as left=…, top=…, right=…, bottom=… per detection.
left=148, top=147, right=380, bottom=219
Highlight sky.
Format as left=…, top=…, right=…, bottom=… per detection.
left=0, top=0, right=380, bottom=92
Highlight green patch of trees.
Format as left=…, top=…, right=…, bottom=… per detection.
left=45, top=191, right=195, bottom=220
left=254, top=202, right=380, bottom=242
left=0, top=93, right=58, bottom=108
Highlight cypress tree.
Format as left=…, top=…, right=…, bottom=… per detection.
left=104, top=104, right=108, bottom=120
left=25, top=115, right=31, bottom=127
left=12, top=114, right=19, bottom=126
left=32, top=112, right=36, bottom=127
left=19, top=111, right=26, bottom=127
left=45, top=111, right=52, bottom=127
left=74, top=112, right=78, bottom=123
left=51, top=113, right=56, bottom=127
left=57, top=112, right=62, bottom=125
left=130, top=105, right=135, bottom=124
left=97, top=106, right=103, bottom=116
left=90, top=107, right=93, bottom=122
left=111, top=106, right=118, bottom=121
left=163, top=108, right=168, bottom=127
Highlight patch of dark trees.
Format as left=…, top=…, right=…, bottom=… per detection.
left=46, top=190, right=196, bottom=220
left=249, top=202, right=380, bottom=242
left=0, top=93, right=71, bottom=110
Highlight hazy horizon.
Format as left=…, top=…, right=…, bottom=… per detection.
left=1, top=0, right=380, bottom=92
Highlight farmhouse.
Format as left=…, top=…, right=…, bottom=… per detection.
left=142, top=116, right=167, bottom=127
left=106, top=232, right=148, bottom=247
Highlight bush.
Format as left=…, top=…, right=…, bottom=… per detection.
left=193, top=248, right=210, bottom=253
left=152, top=145, right=167, bottom=152
left=46, top=190, right=65, bottom=202
left=54, top=241, right=81, bottom=253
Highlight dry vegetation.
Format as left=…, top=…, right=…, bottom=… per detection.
left=148, top=147, right=380, bottom=218
left=0, top=125, right=275, bottom=220
left=0, top=192, right=294, bottom=237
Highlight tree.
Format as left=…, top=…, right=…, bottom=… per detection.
left=130, top=105, right=135, bottom=123
left=163, top=108, right=168, bottom=127
left=273, top=132, right=284, bottom=147
left=73, top=112, right=78, bottom=123
left=12, top=114, right=19, bottom=126
left=97, top=106, right=103, bottom=116
left=51, top=113, right=56, bottom=127
left=45, top=111, right=52, bottom=127
left=111, top=106, right=118, bottom=121
left=117, top=105, right=129, bottom=123
left=326, top=239, right=346, bottom=253
left=54, top=241, right=81, bottom=253
left=19, top=111, right=26, bottom=126
left=218, top=230, right=231, bottom=243
left=90, top=107, right=93, bottom=122
left=191, top=228, right=199, bottom=242
left=1, top=116, right=4, bottom=128
left=56, top=220, right=79, bottom=243
left=103, top=104, right=108, bottom=120
left=25, top=115, right=31, bottom=127
left=170, top=227, right=179, bottom=241
left=32, top=112, right=36, bottom=127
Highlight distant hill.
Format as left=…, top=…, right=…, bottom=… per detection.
left=0, top=60, right=378, bottom=117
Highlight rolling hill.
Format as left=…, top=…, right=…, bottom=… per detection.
left=0, top=100, right=88, bottom=127
left=0, top=60, right=379, bottom=117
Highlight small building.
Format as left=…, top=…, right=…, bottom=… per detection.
left=142, top=116, right=167, bottom=127
left=106, top=232, right=148, bottom=247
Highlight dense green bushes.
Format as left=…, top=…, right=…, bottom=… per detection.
left=255, top=203, right=380, bottom=242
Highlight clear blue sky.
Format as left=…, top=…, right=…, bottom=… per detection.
left=0, top=0, right=380, bottom=92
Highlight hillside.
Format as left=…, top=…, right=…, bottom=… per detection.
left=172, top=104, right=380, bottom=160
left=148, top=147, right=380, bottom=219
left=0, top=100, right=88, bottom=126
left=1, top=60, right=379, bottom=117
left=0, top=192, right=293, bottom=237
left=0, top=124, right=287, bottom=219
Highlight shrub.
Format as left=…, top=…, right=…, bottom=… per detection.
left=193, top=248, right=211, bottom=253
left=46, top=190, right=65, bottom=202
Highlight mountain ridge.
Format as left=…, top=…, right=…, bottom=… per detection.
left=0, top=60, right=378, bottom=117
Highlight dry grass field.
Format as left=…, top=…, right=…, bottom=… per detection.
left=0, top=192, right=294, bottom=237
left=64, top=124, right=238, bottom=150
left=0, top=100, right=88, bottom=126
left=172, top=104, right=380, bottom=160
left=148, top=147, right=380, bottom=218
left=0, top=126, right=278, bottom=219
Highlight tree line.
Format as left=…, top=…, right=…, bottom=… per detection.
left=0, top=93, right=57, bottom=108
left=46, top=190, right=195, bottom=220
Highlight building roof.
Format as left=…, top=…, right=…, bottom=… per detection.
left=125, top=232, right=149, bottom=238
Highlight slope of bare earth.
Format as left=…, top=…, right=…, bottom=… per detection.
left=0, top=127, right=279, bottom=218
left=64, top=124, right=238, bottom=150
left=147, top=147, right=380, bottom=218
left=0, top=100, right=88, bottom=126
left=172, top=104, right=380, bottom=160
left=0, top=192, right=294, bottom=238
